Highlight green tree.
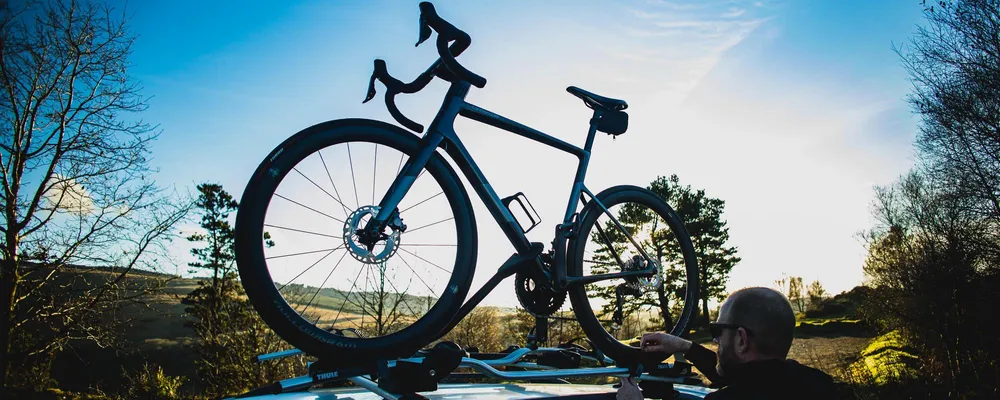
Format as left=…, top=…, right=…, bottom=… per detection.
left=856, top=1, right=1000, bottom=395
left=774, top=274, right=788, bottom=295
left=182, top=183, right=304, bottom=398
left=787, top=276, right=805, bottom=313
left=583, top=194, right=688, bottom=335
left=862, top=171, right=998, bottom=396
left=0, top=1, right=191, bottom=389
left=183, top=183, right=238, bottom=343
left=807, top=280, right=826, bottom=311
left=648, top=175, right=740, bottom=330
left=187, top=184, right=238, bottom=294
left=583, top=175, right=739, bottom=334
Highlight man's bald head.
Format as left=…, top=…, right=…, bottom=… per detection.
left=719, top=287, right=796, bottom=359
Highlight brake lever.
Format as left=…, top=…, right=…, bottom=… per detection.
left=417, top=14, right=432, bottom=47
left=363, top=59, right=425, bottom=133
left=363, top=59, right=392, bottom=104
left=364, top=68, right=379, bottom=103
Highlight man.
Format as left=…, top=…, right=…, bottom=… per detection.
left=619, top=287, right=836, bottom=400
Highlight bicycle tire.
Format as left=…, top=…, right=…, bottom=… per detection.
left=235, top=118, right=477, bottom=361
left=567, top=185, right=699, bottom=364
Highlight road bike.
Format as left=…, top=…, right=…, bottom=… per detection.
left=234, top=2, right=700, bottom=367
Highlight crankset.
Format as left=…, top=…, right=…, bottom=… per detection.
left=515, top=254, right=567, bottom=316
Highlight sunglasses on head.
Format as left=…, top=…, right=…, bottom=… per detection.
left=709, top=322, right=755, bottom=339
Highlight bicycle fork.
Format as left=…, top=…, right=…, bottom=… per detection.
left=360, top=133, right=445, bottom=244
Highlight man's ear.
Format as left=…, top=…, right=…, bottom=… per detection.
left=737, top=328, right=751, bottom=354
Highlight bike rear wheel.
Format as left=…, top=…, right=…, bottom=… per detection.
left=235, top=119, right=477, bottom=361
left=567, top=185, right=699, bottom=364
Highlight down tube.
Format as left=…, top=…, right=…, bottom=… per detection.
left=440, top=137, right=533, bottom=254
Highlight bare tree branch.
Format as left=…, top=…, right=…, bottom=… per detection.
left=0, top=0, right=193, bottom=389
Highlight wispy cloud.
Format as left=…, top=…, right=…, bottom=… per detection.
left=609, top=0, right=773, bottom=107
left=640, top=0, right=707, bottom=11
left=722, top=7, right=747, bottom=18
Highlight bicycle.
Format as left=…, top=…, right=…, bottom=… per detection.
left=234, top=2, right=699, bottom=367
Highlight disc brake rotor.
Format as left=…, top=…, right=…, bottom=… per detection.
left=623, top=254, right=662, bottom=289
left=343, top=205, right=401, bottom=264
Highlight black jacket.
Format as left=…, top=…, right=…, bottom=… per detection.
left=684, top=342, right=837, bottom=400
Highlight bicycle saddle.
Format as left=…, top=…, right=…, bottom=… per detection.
left=567, top=86, right=628, bottom=111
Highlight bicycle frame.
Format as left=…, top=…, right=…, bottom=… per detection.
left=369, top=80, right=654, bottom=290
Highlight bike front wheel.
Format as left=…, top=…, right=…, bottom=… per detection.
left=567, top=185, right=699, bottom=364
left=235, top=118, right=478, bottom=362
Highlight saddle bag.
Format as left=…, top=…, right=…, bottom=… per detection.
left=596, top=110, right=628, bottom=136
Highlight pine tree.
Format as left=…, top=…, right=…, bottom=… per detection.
left=648, top=175, right=741, bottom=330
left=585, top=175, right=740, bottom=333
left=181, top=183, right=303, bottom=397
left=807, top=280, right=826, bottom=311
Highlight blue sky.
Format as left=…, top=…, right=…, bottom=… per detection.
left=117, top=0, right=926, bottom=306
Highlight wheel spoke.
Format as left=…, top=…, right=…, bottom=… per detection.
left=399, top=191, right=443, bottom=214
left=256, top=136, right=477, bottom=341
left=277, top=246, right=342, bottom=290
left=399, top=247, right=451, bottom=275
left=269, top=246, right=341, bottom=262
left=264, top=223, right=340, bottom=239
left=347, top=143, right=361, bottom=209
left=406, top=217, right=454, bottom=234
left=300, top=250, right=351, bottom=319
left=384, top=272, right=420, bottom=321
left=319, top=150, right=352, bottom=217
left=332, top=263, right=367, bottom=329
left=361, top=260, right=372, bottom=332
left=274, top=193, right=344, bottom=224
left=294, top=167, right=350, bottom=216
left=397, top=252, right=438, bottom=297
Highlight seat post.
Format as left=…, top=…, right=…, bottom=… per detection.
left=583, top=108, right=603, bottom=154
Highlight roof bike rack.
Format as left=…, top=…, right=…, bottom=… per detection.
left=235, top=343, right=701, bottom=399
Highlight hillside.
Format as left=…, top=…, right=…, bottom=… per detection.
left=48, top=271, right=448, bottom=394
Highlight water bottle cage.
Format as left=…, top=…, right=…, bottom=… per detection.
left=501, top=192, right=542, bottom=234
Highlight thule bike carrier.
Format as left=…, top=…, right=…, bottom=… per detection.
left=232, top=319, right=704, bottom=400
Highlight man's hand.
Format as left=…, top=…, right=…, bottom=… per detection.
left=639, top=332, right=692, bottom=360
left=616, top=377, right=643, bottom=400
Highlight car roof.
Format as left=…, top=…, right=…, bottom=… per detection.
left=254, top=382, right=714, bottom=399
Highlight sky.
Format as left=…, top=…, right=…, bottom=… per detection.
left=113, top=0, right=927, bottom=307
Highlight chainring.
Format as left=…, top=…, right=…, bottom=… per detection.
left=515, top=271, right=567, bottom=316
